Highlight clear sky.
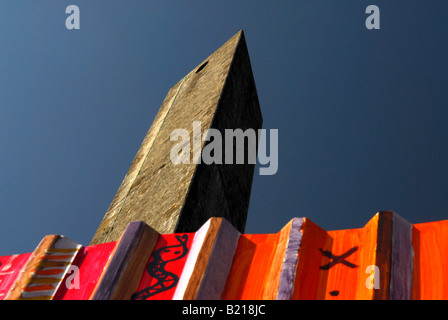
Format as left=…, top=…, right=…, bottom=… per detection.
left=1, top=1, right=447, bottom=255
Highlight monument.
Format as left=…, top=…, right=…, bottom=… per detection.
left=90, top=30, right=263, bottom=245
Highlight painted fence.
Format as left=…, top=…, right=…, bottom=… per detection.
left=1, top=212, right=447, bottom=300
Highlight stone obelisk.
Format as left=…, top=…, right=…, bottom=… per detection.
left=91, top=30, right=262, bottom=245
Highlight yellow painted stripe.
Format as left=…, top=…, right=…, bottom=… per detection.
left=46, top=248, right=79, bottom=253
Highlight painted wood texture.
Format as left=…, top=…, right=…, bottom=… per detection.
left=362, top=211, right=412, bottom=300
left=181, top=218, right=222, bottom=300
left=54, top=241, right=117, bottom=300
left=5, top=235, right=81, bottom=300
left=173, top=218, right=240, bottom=300
left=276, top=218, right=303, bottom=300
left=412, top=220, right=448, bottom=299
left=0, top=253, right=32, bottom=300
left=325, top=227, right=365, bottom=299
left=2, top=215, right=448, bottom=300
left=371, top=211, right=392, bottom=300
left=291, top=218, right=333, bottom=300
left=294, top=211, right=412, bottom=300
left=195, top=218, right=240, bottom=300
left=131, top=233, right=194, bottom=300
left=172, top=219, right=210, bottom=300
left=390, top=213, right=413, bottom=300
left=90, top=221, right=159, bottom=300
left=292, top=214, right=381, bottom=300
left=324, top=213, right=385, bottom=300
left=221, top=218, right=300, bottom=300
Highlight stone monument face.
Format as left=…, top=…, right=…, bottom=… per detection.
left=91, top=30, right=262, bottom=245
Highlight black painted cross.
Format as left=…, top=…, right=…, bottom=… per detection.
left=319, top=246, right=359, bottom=270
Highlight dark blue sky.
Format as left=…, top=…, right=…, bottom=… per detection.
left=1, top=1, right=447, bottom=255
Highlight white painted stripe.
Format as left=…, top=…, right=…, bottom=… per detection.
left=172, top=219, right=211, bottom=300
left=20, top=237, right=83, bottom=300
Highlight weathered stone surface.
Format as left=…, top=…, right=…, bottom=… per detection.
left=91, top=30, right=262, bottom=245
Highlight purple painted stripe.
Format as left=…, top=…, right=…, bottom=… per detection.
left=195, top=218, right=241, bottom=300
left=390, top=213, right=413, bottom=300
left=91, top=221, right=157, bottom=300
left=276, top=218, right=303, bottom=300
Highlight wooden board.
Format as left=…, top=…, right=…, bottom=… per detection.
left=5, top=235, right=81, bottom=300
left=221, top=233, right=278, bottom=300
left=300, top=211, right=412, bottom=300
left=276, top=218, right=303, bottom=300
left=194, top=218, right=240, bottom=300
left=325, top=228, right=364, bottom=299
left=90, top=221, right=159, bottom=300
left=324, top=213, right=389, bottom=300
left=412, top=220, right=448, bottom=299
left=292, top=214, right=380, bottom=300
left=172, top=218, right=212, bottom=300
left=53, top=241, right=117, bottom=300
left=173, top=218, right=240, bottom=300
left=291, top=218, right=333, bottom=300
left=390, top=213, right=413, bottom=300
left=222, top=219, right=300, bottom=300
left=264, top=218, right=299, bottom=300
